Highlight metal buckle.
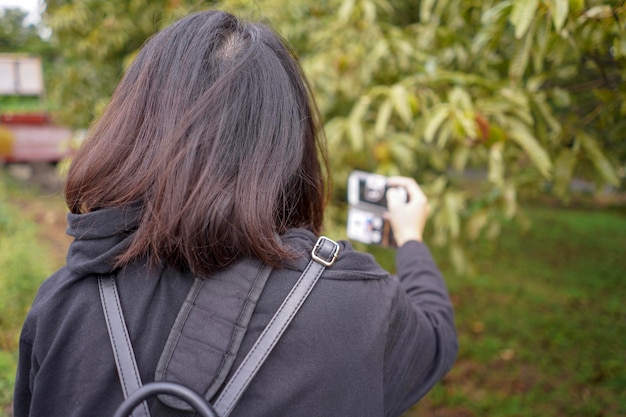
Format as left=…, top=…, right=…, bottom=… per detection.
left=311, top=236, right=340, bottom=267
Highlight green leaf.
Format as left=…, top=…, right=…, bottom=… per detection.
left=374, top=98, right=393, bottom=138
left=348, top=118, right=364, bottom=152
left=390, top=84, right=413, bottom=126
left=437, top=120, right=453, bottom=149
left=502, top=182, right=517, bottom=219
left=444, top=192, right=462, bottom=239
left=420, top=0, right=436, bottom=23
left=532, top=93, right=562, bottom=138
left=363, top=0, right=377, bottom=23
left=372, top=0, right=394, bottom=15
left=389, top=139, right=416, bottom=171
left=578, top=132, right=620, bottom=186
left=508, top=120, right=553, bottom=178
left=510, top=0, right=539, bottom=39
left=452, top=145, right=470, bottom=172
left=448, top=87, right=473, bottom=111
left=324, top=117, right=347, bottom=148
left=553, top=147, right=579, bottom=200
left=347, top=96, right=372, bottom=151
left=488, top=143, right=505, bottom=186
left=449, top=241, right=469, bottom=275
left=481, top=1, right=513, bottom=25
left=550, top=0, right=569, bottom=32
left=424, top=105, right=450, bottom=143
left=581, top=5, right=613, bottom=20
left=509, top=20, right=535, bottom=81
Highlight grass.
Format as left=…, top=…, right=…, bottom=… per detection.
left=0, top=97, right=49, bottom=113
left=0, top=169, right=624, bottom=416
left=404, top=205, right=626, bottom=417
left=0, top=172, right=59, bottom=415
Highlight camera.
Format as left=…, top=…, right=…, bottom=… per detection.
left=346, top=171, right=407, bottom=247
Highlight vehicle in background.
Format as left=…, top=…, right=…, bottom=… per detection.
left=0, top=54, right=73, bottom=165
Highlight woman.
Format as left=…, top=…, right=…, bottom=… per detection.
left=14, top=10, right=457, bottom=417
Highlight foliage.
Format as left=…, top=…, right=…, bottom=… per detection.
left=42, top=0, right=625, bottom=272
left=0, top=8, right=45, bottom=54
left=43, top=0, right=201, bottom=127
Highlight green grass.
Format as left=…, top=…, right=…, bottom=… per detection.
left=0, top=173, right=57, bottom=415
left=404, top=205, right=626, bottom=417
left=0, top=97, right=49, bottom=113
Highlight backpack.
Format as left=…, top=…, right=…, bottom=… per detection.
left=100, top=237, right=340, bottom=417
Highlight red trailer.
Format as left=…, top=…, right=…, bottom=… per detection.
left=0, top=112, right=73, bottom=164
left=0, top=54, right=73, bottom=164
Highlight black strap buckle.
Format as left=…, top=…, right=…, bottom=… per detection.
left=311, top=236, right=340, bottom=267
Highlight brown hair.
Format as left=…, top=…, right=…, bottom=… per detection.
left=64, top=10, right=328, bottom=276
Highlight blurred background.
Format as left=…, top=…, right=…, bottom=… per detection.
left=0, top=1, right=624, bottom=416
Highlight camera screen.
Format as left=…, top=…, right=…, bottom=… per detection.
left=358, top=175, right=389, bottom=208
left=346, top=207, right=396, bottom=246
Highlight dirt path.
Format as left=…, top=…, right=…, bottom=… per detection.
left=5, top=165, right=71, bottom=268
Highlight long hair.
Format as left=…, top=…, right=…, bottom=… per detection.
left=64, top=10, right=329, bottom=276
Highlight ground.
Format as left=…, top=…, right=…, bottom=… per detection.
left=4, top=163, right=71, bottom=268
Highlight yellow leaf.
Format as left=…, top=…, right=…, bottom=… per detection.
left=582, top=5, right=613, bottom=19
left=338, top=0, right=356, bottom=23
left=510, top=0, right=539, bottom=39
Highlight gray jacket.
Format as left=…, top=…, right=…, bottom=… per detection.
left=14, top=205, right=457, bottom=417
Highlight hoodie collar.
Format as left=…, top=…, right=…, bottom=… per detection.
left=65, top=204, right=142, bottom=277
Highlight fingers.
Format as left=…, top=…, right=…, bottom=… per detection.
left=386, top=187, right=407, bottom=210
left=385, top=176, right=430, bottom=246
left=387, top=176, right=428, bottom=208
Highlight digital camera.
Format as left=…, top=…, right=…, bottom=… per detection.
left=346, top=171, right=407, bottom=247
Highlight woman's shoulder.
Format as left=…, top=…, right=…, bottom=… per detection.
left=282, top=229, right=390, bottom=281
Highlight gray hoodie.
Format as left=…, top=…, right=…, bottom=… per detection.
left=14, top=205, right=457, bottom=417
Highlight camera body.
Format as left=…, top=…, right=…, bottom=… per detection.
left=346, top=171, right=407, bottom=247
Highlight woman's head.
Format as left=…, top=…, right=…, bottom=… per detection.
left=65, top=10, right=328, bottom=276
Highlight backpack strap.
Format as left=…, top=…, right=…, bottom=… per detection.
left=212, top=236, right=340, bottom=416
left=155, top=259, right=273, bottom=410
left=98, top=275, right=151, bottom=417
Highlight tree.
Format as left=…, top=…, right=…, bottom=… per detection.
left=43, top=0, right=201, bottom=127
left=45, top=0, right=625, bottom=272
left=0, top=8, right=41, bottom=52
left=1, top=6, right=59, bottom=108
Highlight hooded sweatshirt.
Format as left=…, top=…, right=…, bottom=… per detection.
left=14, top=205, right=457, bottom=417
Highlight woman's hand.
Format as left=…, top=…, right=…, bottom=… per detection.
left=385, top=176, right=430, bottom=247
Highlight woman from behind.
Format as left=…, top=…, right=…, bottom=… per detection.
left=14, top=10, right=457, bottom=417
